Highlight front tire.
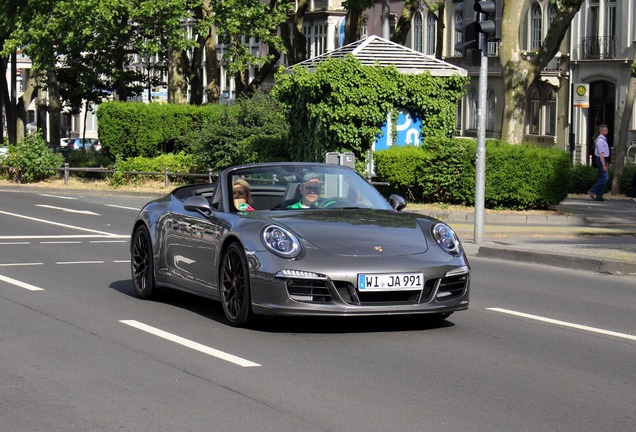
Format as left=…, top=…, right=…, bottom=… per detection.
left=220, top=243, right=254, bottom=327
left=131, top=225, right=157, bottom=299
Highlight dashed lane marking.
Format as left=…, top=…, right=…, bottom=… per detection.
left=487, top=308, right=636, bottom=342
left=0, top=210, right=122, bottom=237
left=106, top=204, right=140, bottom=211
left=120, top=320, right=261, bottom=368
left=35, top=204, right=100, bottom=215
left=0, top=274, right=45, bottom=291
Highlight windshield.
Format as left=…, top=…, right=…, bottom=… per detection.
left=228, top=164, right=392, bottom=211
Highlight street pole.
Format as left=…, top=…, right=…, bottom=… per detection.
left=473, top=30, right=487, bottom=245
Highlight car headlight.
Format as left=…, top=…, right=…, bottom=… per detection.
left=432, top=223, right=462, bottom=255
left=261, top=225, right=301, bottom=258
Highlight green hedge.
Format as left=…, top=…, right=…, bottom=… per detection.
left=374, top=138, right=571, bottom=210
left=97, top=102, right=227, bottom=158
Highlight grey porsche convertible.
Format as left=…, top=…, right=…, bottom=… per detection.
left=131, top=162, right=470, bottom=327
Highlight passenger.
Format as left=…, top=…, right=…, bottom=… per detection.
left=233, top=179, right=255, bottom=211
left=287, top=176, right=322, bottom=208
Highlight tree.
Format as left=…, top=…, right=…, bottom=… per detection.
left=214, top=0, right=288, bottom=97
left=611, top=59, right=636, bottom=194
left=392, top=0, right=445, bottom=59
left=499, top=0, right=584, bottom=144
left=343, top=0, right=375, bottom=44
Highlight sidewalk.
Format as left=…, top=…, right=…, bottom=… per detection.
left=411, top=195, right=636, bottom=276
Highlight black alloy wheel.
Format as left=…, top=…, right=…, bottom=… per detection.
left=220, top=242, right=254, bottom=327
left=131, top=225, right=156, bottom=299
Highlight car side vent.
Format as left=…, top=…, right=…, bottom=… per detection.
left=436, top=274, right=468, bottom=300
left=286, top=279, right=331, bottom=303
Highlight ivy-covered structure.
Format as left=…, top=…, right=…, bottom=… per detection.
left=273, top=36, right=468, bottom=169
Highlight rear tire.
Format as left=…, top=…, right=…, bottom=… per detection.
left=220, top=243, right=254, bottom=327
left=131, top=225, right=157, bottom=299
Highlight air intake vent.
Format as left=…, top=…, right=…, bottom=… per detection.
left=436, top=274, right=468, bottom=300
left=286, top=279, right=331, bottom=303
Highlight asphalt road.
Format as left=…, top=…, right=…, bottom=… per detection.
left=1, top=189, right=634, bottom=432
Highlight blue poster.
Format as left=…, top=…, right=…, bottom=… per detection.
left=374, top=108, right=423, bottom=151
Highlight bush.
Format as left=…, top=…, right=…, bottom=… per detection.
left=373, top=145, right=428, bottom=201
left=4, top=132, right=65, bottom=183
left=620, top=165, right=636, bottom=197
left=373, top=139, right=571, bottom=210
left=110, top=152, right=198, bottom=187
left=417, top=138, right=476, bottom=205
left=97, top=102, right=226, bottom=158
left=188, top=93, right=289, bottom=172
left=569, top=164, right=599, bottom=194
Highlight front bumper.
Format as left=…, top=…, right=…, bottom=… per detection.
left=250, top=266, right=470, bottom=317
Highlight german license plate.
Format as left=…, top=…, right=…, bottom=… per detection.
left=357, top=273, right=424, bottom=291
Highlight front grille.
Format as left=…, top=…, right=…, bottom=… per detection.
left=435, top=274, right=469, bottom=300
left=286, top=279, right=332, bottom=303
left=334, top=280, right=436, bottom=306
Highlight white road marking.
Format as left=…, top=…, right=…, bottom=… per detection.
left=0, top=235, right=129, bottom=240
left=35, top=204, right=100, bottom=215
left=0, top=210, right=121, bottom=237
left=487, top=308, right=636, bottom=342
left=56, top=261, right=105, bottom=265
left=38, top=194, right=78, bottom=200
left=41, top=241, right=82, bottom=244
left=113, top=260, right=130, bottom=263
left=106, top=204, right=140, bottom=211
left=0, top=274, right=45, bottom=291
left=0, top=263, right=43, bottom=267
left=0, top=242, right=31, bottom=245
left=89, top=240, right=127, bottom=244
left=120, top=320, right=261, bottom=368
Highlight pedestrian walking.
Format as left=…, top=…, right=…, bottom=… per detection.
left=588, top=124, right=610, bottom=202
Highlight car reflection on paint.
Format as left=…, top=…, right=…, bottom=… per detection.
left=131, top=162, right=470, bottom=327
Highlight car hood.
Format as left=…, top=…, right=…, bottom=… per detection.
left=268, top=209, right=429, bottom=257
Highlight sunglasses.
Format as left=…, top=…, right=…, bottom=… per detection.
left=303, top=186, right=320, bottom=193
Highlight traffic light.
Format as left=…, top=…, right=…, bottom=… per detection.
left=474, top=0, right=502, bottom=42
left=455, top=0, right=478, bottom=54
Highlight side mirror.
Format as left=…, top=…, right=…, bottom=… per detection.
left=388, top=194, right=407, bottom=211
left=184, top=196, right=213, bottom=215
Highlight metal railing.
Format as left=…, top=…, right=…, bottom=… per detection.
left=581, top=36, right=616, bottom=59
left=0, top=163, right=217, bottom=187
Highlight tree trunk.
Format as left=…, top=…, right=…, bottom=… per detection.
left=16, top=71, right=38, bottom=142
left=292, top=0, right=309, bottom=63
left=344, top=4, right=366, bottom=45
left=499, top=5, right=530, bottom=143
left=0, top=57, right=12, bottom=144
left=499, top=0, right=584, bottom=144
left=611, top=60, right=636, bottom=194
left=434, top=6, right=445, bottom=59
left=168, top=45, right=188, bottom=104
left=392, top=0, right=419, bottom=46
left=202, top=0, right=219, bottom=103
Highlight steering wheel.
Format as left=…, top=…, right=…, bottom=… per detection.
left=320, top=198, right=353, bottom=208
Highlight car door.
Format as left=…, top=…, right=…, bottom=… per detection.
left=164, top=200, right=225, bottom=296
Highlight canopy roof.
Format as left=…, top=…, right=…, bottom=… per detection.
left=288, top=35, right=467, bottom=77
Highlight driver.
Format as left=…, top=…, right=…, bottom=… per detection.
left=287, top=176, right=322, bottom=208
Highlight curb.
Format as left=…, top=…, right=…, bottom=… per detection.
left=466, top=245, right=636, bottom=276
left=410, top=209, right=588, bottom=226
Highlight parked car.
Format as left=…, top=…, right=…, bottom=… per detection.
left=64, top=138, right=100, bottom=151
left=130, top=162, right=470, bottom=327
